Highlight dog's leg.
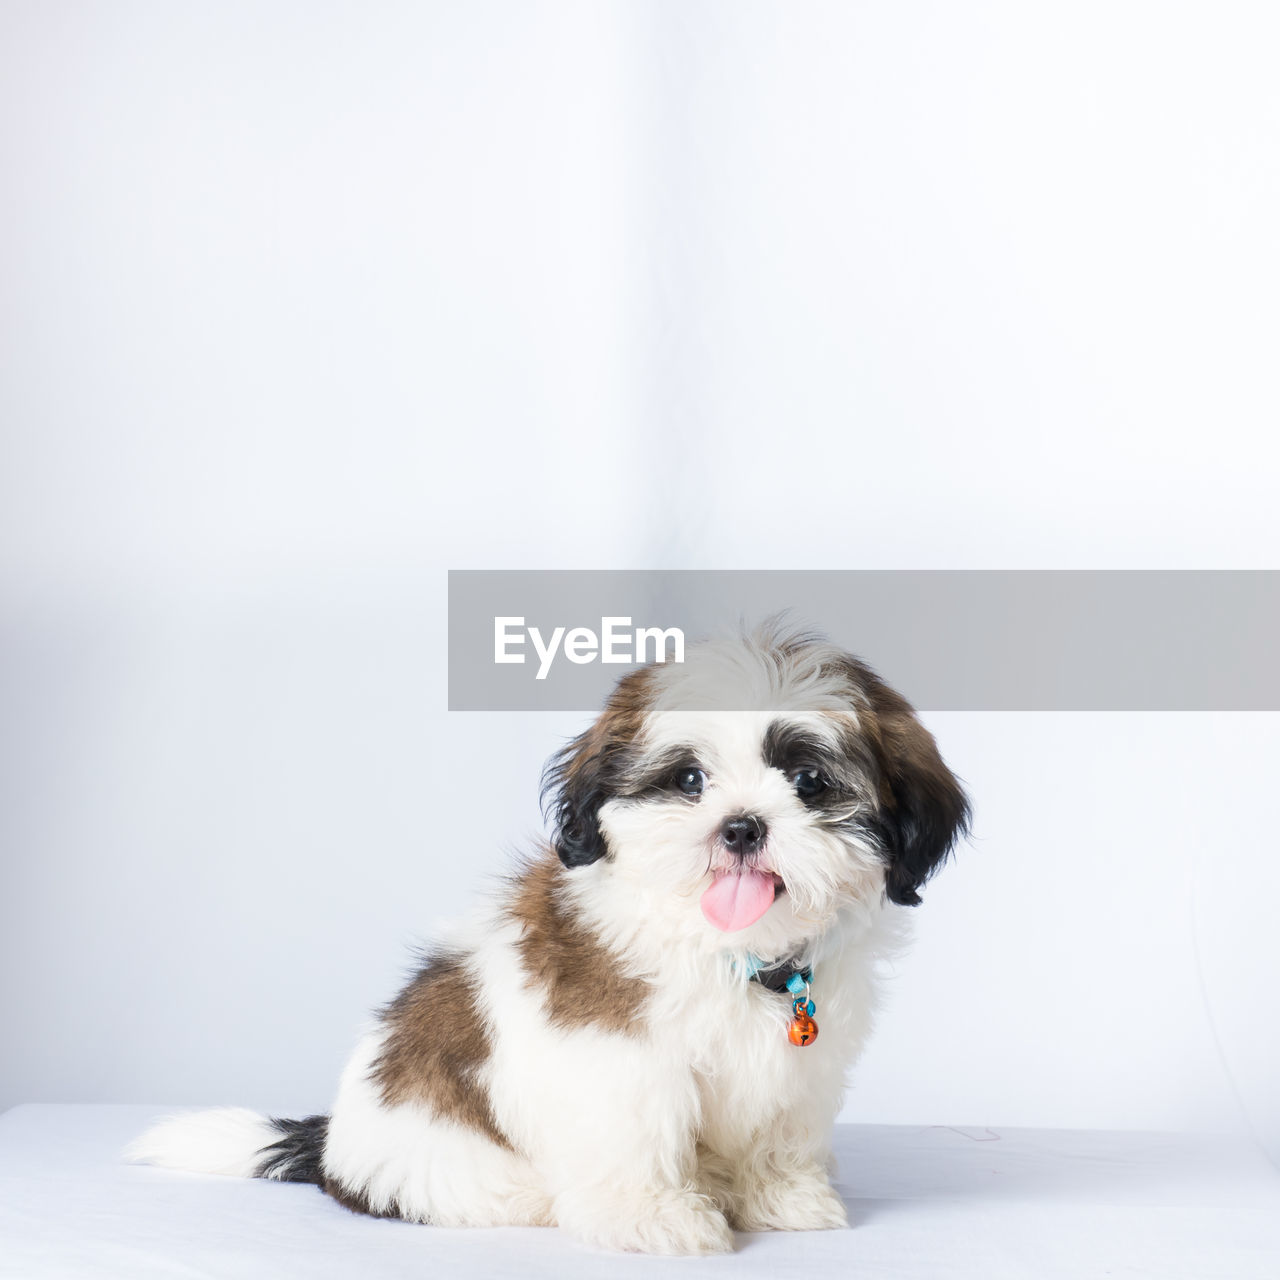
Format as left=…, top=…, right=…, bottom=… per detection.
left=522, top=1045, right=734, bottom=1254
left=554, top=1179, right=734, bottom=1256
left=729, top=1151, right=849, bottom=1232
left=707, top=1095, right=849, bottom=1233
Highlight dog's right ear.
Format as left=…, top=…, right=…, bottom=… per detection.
left=542, top=667, right=653, bottom=869
left=543, top=735, right=609, bottom=867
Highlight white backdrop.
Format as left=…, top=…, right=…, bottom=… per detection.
left=2, top=2, right=1278, bottom=1161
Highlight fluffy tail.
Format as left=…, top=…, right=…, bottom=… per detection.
left=126, top=1108, right=328, bottom=1184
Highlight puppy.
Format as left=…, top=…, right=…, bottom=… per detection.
left=128, top=626, right=969, bottom=1254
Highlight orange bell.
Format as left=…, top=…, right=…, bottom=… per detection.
left=787, top=1013, right=819, bottom=1046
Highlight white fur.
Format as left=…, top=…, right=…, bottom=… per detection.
left=129, top=632, right=943, bottom=1254
left=125, top=1107, right=285, bottom=1178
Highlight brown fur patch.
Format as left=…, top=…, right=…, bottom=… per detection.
left=861, top=668, right=962, bottom=805
left=371, top=953, right=512, bottom=1150
left=557, top=665, right=655, bottom=790
left=509, top=853, right=650, bottom=1033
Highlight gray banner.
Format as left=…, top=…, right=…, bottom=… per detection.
left=447, top=571, right=1280, bottom=711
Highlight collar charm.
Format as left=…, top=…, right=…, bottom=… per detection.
left=784, top=969, right=819, bottom=1047
left=736, top=956, right=819, bottom=1047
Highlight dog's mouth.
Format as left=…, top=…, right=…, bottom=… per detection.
left=700, top=869, right=786, bottom=932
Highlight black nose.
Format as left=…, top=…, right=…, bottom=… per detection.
left=720, top=814, right=767, bottom=855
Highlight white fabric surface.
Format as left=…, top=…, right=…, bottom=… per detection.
left=1, top=1105, right=1276, bottom=1279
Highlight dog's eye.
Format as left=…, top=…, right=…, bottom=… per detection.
left=791, top=768, right=827, bottom=799
left=675, top=767, right=707, bottom=797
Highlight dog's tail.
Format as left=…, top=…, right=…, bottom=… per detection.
left=125, top=1109, right=328, bottom=1184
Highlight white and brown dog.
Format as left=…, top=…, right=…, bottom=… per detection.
left=128, top=626, right=969, bottom=1254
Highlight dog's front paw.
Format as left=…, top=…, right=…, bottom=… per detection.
left=733, top=1171, right=849, bottom=1232
left=559, top=1187, right=735, bottom=1255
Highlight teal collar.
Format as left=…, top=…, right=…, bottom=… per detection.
left=736, top=953, right=813, bottom=995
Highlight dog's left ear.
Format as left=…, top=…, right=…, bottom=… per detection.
left=542, top=667, right=652, bottom=870
left=864, top=676, right=971, bottom=906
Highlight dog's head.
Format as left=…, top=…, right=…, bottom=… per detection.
left=543, top=627, right=969, bottom=953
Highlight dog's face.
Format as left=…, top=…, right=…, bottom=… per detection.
left=544, top=629, right=969, bottom=955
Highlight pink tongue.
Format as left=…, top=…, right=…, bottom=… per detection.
left=700, top=870, right=777, bottom=932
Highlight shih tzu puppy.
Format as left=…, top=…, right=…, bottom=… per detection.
left=128, top=626, right=969, bottom=1255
